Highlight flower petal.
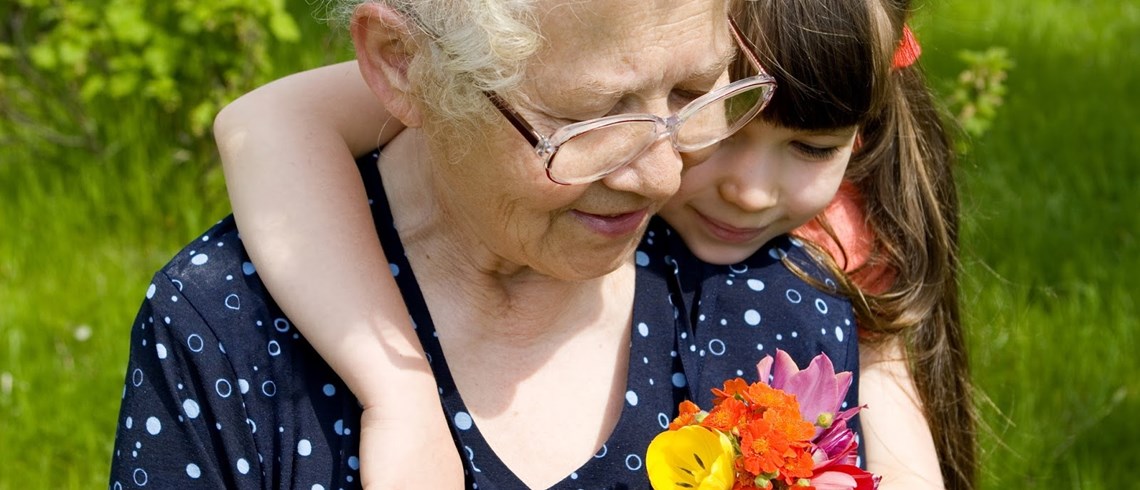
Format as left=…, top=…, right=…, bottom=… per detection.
left=783, top=354, right=841, bottom=427
left=811, top=469, right=858, bottom=490
left=646, top=426, right=736, bottom=490
left=768, top=349, right=802, bottom=389
left=836, top=371, right=853, bottom=400
left=812, top=464, right=880, bottom=490
left=813, top=420, right=859, bottom=467
left=756, top=354, right=775, bottom=384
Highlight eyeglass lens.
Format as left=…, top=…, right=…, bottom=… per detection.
left=548, top=83, right=770, bottom=185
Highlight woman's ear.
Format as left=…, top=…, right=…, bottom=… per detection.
left=352, top=3, right=423, bottom=128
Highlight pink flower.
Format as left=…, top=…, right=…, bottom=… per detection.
left=812, top=418, right=859, bottom=468
left=756, top=350, right=854, bottom=438
left=755, top=350, right=879, bottom=490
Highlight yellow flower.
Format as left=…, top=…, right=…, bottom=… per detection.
left=646, top=426, right=736, bottom=490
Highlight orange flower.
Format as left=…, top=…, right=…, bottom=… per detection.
left=747, top=382, right=800, bottom=413
left=739, top=416, right=789, bottom=476
left=733, top=479, right=770, bottom=490
left=702, top=397, right=751, bottom=434
left=670, top=400, right=704, bottom=430
left=762, top=406, right=814, bottom=444
left=735, top=400, right=816, bottom=482
left=712, top=378, right=753, bottom=404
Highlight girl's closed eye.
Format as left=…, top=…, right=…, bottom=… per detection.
left=790, top=141, right=843, bottom=160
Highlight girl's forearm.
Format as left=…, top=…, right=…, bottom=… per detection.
left=213, top=60, right=420, bottom=403
left=859, top=338, right=946, bottom=490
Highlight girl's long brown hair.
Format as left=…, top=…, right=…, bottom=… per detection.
left=736, top=1, right=977, bottom=488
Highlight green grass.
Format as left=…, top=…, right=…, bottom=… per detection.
left=915, top=0, right=1140, bottom=487
left=0, top=7, right=349, bottom=488
left=1, top=0, right=1138, bottom=488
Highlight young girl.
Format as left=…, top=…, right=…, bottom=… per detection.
left=214, top=0, right=975, bottom=488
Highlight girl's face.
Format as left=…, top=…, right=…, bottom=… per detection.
left=658, top=119, right=857, bottom=265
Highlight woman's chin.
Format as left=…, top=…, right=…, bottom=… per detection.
left=541, top=243, right=639, bottom=281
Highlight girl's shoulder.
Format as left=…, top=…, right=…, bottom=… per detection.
left=638, top=221, right=860, bottom=406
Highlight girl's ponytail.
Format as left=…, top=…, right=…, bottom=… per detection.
left=849, top=30, right=978, bottom=490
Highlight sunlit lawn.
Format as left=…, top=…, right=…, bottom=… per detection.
left=916, top=0, right=1140, bottom=487
left=1, top=0, right=1137, bottom=488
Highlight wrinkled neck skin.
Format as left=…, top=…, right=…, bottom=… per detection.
left=376, top=128, right=636, bottom=348
left=378, top=128, right=637, bottom=489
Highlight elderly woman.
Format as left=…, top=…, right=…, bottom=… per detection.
left=108, top=0, right=859, bottom=488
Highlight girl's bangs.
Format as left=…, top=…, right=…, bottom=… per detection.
left=735, top=0, right=886, bottom=131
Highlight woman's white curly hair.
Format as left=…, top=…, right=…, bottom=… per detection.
left=334, top=0, right=542, bottom=125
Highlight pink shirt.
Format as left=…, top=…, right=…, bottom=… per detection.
left=793, top=181, right=895, bottom=294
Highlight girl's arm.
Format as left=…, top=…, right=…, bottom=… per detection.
left=800, top=186, right=943, bottom=486
left=213, top=60, right=463, bottom=488
left=859, top=337, right=946, bottom=489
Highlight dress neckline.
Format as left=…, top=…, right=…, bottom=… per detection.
left=357, top=154, right=682, bottom=488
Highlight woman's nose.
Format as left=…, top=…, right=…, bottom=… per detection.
left=599, top=96, right=689, bottom=200
left=602, top=136, right=683, bottom=203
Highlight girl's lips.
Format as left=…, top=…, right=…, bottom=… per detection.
left=572, top=209, right=650, bottom=238
left=694, top=209, right=766, bottom=244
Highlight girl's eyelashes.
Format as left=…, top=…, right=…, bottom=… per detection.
left=790, top=141, right=843, bottom=160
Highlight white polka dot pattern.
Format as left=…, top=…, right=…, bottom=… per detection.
left=109, top=153, right=861, bottom=489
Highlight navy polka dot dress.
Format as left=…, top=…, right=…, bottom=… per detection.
left=109, top=153, right=860, bottom=489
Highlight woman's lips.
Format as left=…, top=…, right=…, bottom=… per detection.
left=694, top=209, right=766, bottom=244
left=572, top=209, right=650, bottom=238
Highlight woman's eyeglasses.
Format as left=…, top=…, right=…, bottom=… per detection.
left=485, top=17, right=776, bottom=185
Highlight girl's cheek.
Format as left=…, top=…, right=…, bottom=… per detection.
left=676, top=159, right=726, bottom=198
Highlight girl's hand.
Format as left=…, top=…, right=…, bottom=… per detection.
left=359, top=400, right=464, bottom=489
left=356, top=357, right=464, bottom=489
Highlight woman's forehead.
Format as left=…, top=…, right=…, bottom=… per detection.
left=536, top=0, right=728, bottom=51
left=526, top=0, right=733, bottom=102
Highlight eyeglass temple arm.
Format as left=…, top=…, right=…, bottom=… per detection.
left=485, top=91, right=542, bottom=148
left=727, top=17, right=763, bottom=71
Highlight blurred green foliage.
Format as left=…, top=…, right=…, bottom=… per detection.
left=947, top=47, right=1014, bottom=142
left=0, top=0, right=301, bottom=158
left=0, top=6, right=345, bottom=484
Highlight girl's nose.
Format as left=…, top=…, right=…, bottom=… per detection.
left=718, top=152, right=777, bottom=213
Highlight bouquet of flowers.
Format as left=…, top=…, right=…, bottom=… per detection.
left=646, top=350, right=880, bottom=490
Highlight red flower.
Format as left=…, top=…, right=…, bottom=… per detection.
left=810, top=464, right=881, bottom=490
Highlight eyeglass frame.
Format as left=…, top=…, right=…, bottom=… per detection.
left=483, top=17, right=776, bottom=185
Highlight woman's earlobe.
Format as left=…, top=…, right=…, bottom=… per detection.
left=351, top=3, right=423, bottom=127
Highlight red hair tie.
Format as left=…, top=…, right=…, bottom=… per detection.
left=892, top=25, right=922, bottom=70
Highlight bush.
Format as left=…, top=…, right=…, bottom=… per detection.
left=0, top=0, right=302, bottom=159
left=946, top=47, right=1014, bottom=143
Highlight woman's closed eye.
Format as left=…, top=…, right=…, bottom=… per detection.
left=669, top=88, right=708, bottom=110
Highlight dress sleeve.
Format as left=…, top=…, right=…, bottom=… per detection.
left=793, top=181, right=895, bottom=294
left=109, top=272, right=263, bottom=489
